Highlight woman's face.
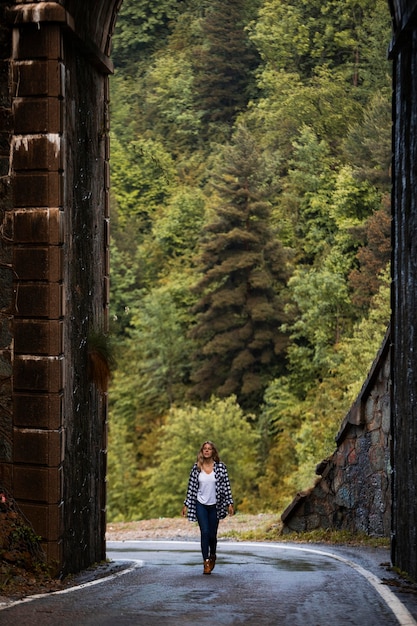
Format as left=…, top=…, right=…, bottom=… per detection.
left=202, top=443, right=213, bottom=460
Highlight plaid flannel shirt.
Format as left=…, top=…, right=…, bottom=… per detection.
left=184, top=461, right=234, bottom=522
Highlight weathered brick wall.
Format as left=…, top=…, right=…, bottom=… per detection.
left=0, top=2, right=13, bottom=488
left=0, top=1, right=119, bottom=576
left=282, top=330, right=391, bottom=536
left=10, top=18, right=66, bottom=570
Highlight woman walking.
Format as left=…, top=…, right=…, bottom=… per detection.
left=182, top=441, right=234, bottom=574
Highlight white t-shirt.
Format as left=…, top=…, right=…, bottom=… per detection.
left=197, top=470, right=216, bottom=505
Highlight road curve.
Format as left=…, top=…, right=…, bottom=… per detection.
left=0, top=541, right=416, bottom=625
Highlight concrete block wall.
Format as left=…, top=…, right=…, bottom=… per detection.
left=282, top=329, right=391, bottom=537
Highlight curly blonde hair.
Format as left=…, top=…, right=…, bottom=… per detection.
left=197, top=441, right=220, bottom=469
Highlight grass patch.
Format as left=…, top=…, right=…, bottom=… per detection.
left=221, top=523, right=390, bottom=548
left=282, top=528, right=390, bottom=547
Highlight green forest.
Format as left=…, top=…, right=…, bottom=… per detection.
left=107, top=0, right=392, bottom=522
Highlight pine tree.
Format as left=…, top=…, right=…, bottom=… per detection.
left=192, top=0, right=260, bottom=139
left=111, top=0, right=183, bottom=72
left=189, top=126, right=289, bottom=410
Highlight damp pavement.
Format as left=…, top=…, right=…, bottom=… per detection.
left=1, top=540, right=417, bottom=625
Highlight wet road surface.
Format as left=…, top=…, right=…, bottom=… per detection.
left=1, top=541, right=417, bottom=625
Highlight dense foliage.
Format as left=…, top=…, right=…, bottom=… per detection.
left=107, top=0, right=392, bottom=521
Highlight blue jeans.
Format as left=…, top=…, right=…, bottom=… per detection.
left=196, top=501, right=219, bottom=560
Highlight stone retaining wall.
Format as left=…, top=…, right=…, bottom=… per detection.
left=281, top=329, right=391, bottom=536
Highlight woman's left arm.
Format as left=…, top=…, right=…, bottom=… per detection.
left=222, top=464, right=234, bottom=513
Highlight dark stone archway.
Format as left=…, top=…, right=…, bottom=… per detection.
left=0, top=0, right=416, bottom=580
left=389, top=0, right=417, bottom=581
left=0, top=0, right=121, bottom=576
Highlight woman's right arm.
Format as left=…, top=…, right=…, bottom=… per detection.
left=182, top=464, right=197, bottom=514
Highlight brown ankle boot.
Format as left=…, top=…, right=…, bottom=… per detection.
left=203, top=559, right=211, bottom=574
left=209, top=555, right=216, bottom=572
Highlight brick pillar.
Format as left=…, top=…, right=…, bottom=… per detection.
left=4, top=3, right=112, bottom=574
left=0, top=3, right=14, bottom=493
left=10, top=15, right=65, bottom=569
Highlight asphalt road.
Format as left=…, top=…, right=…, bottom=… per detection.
left=1, top=541, right=417, bottom=625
